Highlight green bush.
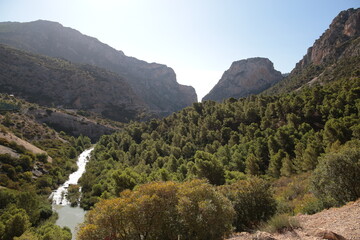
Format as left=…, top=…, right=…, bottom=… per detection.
left=311, top=145, right=360, bottom=207
left=219, top=177, right=277, bottom=231
left=78, top=180, right=235, bottom=240
left=36, top=153, right=48, bottom=163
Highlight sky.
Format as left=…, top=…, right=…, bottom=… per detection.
left=0, top=0, right=359, bottom=100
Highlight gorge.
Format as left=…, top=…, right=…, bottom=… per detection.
left=51, top=148, right=94, bottom=239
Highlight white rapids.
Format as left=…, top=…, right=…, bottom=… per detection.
left=51, top=147, right=94, bottom=205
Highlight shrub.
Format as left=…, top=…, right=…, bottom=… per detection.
left=78, top=180, right=235, bottom=240
left=177, top=180, right=235, bottom=240
left=261, top=214, right=300, bottom=233
left=296, top=194, right=324, bottom=214
left=36, top=153, right=48, bottom=163
left=219, top=177, right=277, bottom=231
left=311, top=146, right=360, bottom=207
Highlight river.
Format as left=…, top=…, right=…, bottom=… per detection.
left=51, top=147, right=94, bottom=240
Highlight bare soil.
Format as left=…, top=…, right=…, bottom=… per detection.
left=0, top=131, right=52, bottom=162
left=227, top=199, right=360, bottom=240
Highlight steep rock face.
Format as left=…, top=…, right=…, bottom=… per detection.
left=295, top=8, right=360, bottom=71
left=0, top=44, right=144, bottom=122
left=28, top=108, right=116, bottom=141
left=0, top=20, right=197, bottom=115
left=267, top=8, right=360, bottom=94
left=203, top=58, right=283, bottom=102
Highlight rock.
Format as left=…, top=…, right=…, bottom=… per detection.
left=314, top=229, right=348, bottom=240
left=28, top=108, right=117, bottom=142
left=266, top=8, right=360, bottom=94
left=253, top=231, right=277, bottom=240
left=295, top=8, right=360, bottom=70
left=0, top=20, right=197, bottom=115
left=202, top=58, right=283, bottom=102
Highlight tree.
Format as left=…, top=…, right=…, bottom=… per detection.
left=280, top=154, right=295, bottom=177
left=268, top=150, right=287, bottom=178
left=2, top=207, right=30, bottom=240
left=112, top=168, right=141, bottom=195
left=245, top=153, right=260, bottom=175
left=36, top=223, right=72, bottom=240
left=194, top=151, right=225, bottom=185
left=219, top=177, right=276, bottom=231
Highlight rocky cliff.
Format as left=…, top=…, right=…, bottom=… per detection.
left=202, top=58, right=283, bottom=102
left=0, top=44, right=145, bottom=122
left=295, top=8, right=360, bottom=70
left=267, top=8, right=360, bottom=94
left=0, top=20, right=197, bottom=115
left=27, top=108, right=116, bottom=141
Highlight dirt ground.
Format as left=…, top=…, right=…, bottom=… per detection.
left=0, top=131, right=52, bottom=162
left=227, top=199, right=360, bottom=240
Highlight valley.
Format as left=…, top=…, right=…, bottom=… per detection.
left=0, top=6, right=359, bottom=240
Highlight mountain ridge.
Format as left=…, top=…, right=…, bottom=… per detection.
left=0, top=20, right=197, bottom=115
left=267, top=8, right=360, bottom=94
left=0, top=43, right=145, bottom=123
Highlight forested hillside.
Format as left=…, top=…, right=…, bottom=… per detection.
left=80, top=64, right=359, bottom=202
left=0, top=94, right=92, bottom=240
left=77, top=10, right=360, bottom=236
left=77, top=66, right=360, bottom=239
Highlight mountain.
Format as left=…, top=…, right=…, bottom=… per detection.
left=267, top=8, right=360, bottom=94
left=0, top=44, right=145, bottom=123
left=0, top=20, right=197, bottom=115
left=202, top=58, right=283, bottom=102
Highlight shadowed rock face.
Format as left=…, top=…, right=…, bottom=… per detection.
left=27, top=108, right=117, bottom=141
left=202, top=58, right=283, bottom=102
left=0, top=44, right=144, bottom=122
left=0, top=20, right=197, bottom=116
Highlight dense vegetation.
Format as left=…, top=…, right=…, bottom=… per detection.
left=77, top=71, right=359, bottom=238
left=78, top=178, right=276, bottom=240
left=0, top=94, right=91, bottom=239
left=80, top=75, right=359, bottom=205
left=78, top=180, right=235, bottom=240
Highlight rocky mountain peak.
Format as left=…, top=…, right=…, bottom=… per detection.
left=295, top=8, right=360, bottom=70
left=202, top=57, right=283, bottom=102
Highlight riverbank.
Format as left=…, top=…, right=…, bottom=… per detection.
left=51, top=147, right=94, bottom=239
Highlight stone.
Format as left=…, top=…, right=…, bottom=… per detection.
left=202, top=57, right=283, bottom=102
left=314, top=229, right=347, bottom=240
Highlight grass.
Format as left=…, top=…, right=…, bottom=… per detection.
left=260, top=214, right=301, bottom=233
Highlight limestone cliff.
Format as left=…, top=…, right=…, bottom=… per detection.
left=267, top=8, right=360, bottom=94
left=203, top=58, right=283, bottom=102
left=295, top=8, right=360, bottom=70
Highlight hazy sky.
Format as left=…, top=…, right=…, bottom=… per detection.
left=0, top=0, right=359, bottom=100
